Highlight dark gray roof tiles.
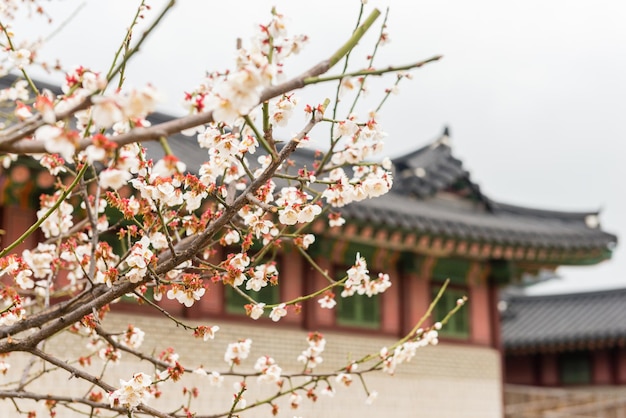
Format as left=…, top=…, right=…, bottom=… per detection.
left=152, top=126, right=616, bottom=254
left=0, top=74, right=617, bottom=256
left=502, top=288, right=626, bottom=352
left=341, top=193, right=615, bottom=251
left=392, top=136, right=476, bottom=199
left=339, top=129, right=616, bottom=254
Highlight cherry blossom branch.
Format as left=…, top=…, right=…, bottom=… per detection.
left=44, top=3, right=86, bottom=43
left=0, top=301, right=16, bottom=315
left=132, top=291, right=197, bottom=332
left=440, top=294, right=468, bottom=325
left=78, top=170, right=101, bottom=283
left=0, top=19, right=39, bottom=95
left=243, top=115, right=275, bottom=157
left=328, top=9, right=380, bottom=68
left=268, top=275, right=346, bottom=308
left=304, top=56, right=443, bottom=85
left=347, top=7, right=390, bottom=115
left=0, top=391, right=124, bottom=413
left=376, top=73, right=404, bottom=113
left=155, top=106, right=326, bottom=275
left=294, top=244, right=337, bottom=284
left=330, top=1, right=366, bottom=137
left=0, top=12, right=397, bottom=400
left=0, top=1, right=176, bottom=146
left=227, top=384, right=247, bottom=418
left=0, top=8, right=381, bottom=154
left=354, top=279, right=452, bottom=367
left=0, top=163, right=89, bottom=258
left=27, top=346, right=115, bottom=392
left=27, top=346, right=176, bottom=418
left=105, top=0, right=150, bottom=83
left=93, top=324, right=172, bottom=370
left=0, top=96, right=92, bottom=146
left=196, top=364, right=390, bottom=418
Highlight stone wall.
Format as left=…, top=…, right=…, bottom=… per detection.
left=2, top=312, right=502, bottom=418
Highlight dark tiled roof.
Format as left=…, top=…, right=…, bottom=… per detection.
left=101, top=123, right=621, bottom=258
left=339, top=130, right=616, bottom=255
left=0, top=74, right=617, bottom=258
left=153, top=127, right=616, bottom=255
left=341, top=195, right=613, bottom=250
left=502, top=288, right=626, bottom=352
left=392, top=134, right=481, bottom=200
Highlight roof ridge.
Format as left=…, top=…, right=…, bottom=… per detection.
left=487, top=199, right=601, bottom=220
left=509, top=287, right=626, bottom=302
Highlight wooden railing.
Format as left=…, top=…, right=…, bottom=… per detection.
left=505, top=384, right=626, bottom=418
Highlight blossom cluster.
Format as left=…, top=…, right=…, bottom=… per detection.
left=342, top=253, right=391, bottom=297
left=108, top=372, right=153, bottom=408
left=166, top=273, right=206, bottom=307
left=277, top=187, right=322, bottom=226
left=322, top=164, right=393, bottom=209
left=25, top=65, right=160, bottom=163
left=83, top=325, right=146, bottom=366
left=224, top=338, right=252, bottom=366
left=0, top=5, right=455, bottom=417
left=182, top=10, right=307, bottom=126
left=194, top=368, right=224, bottom=387
left=380, top=326, right=441, bottom=375
left=0, top=288, right=24, bottom=327
left=254, top=355, right=283, bottom=385
left=36, top=192, right=74, bottom=238
left=123, top=236, right=155, bottom=284
left=296, top=332, right=326, bottom=371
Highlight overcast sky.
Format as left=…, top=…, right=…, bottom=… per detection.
left=12, top=0, right=626, bottom=294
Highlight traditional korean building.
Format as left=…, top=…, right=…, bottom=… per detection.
left=502, top=289, right=626, bottom=417
left=142, top=127, right=617, bottom=417
left=0, top=75, right=618, bottom=417
left=503, top=288, right=626, bottom=387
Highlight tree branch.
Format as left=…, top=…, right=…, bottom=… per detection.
left=0, top=9, right=381, bottom=154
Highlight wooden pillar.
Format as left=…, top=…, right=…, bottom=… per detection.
left=592, top=349, right=613, bottom=385
left=186, top=281, right=223, bottom=319
left=380, top=263, right=401, bottom=335
left=615, top=348, right=626, bottom=384
left=504, top=354, right=536, bottom=385
left=468, top=263, right=492, bottom=346
left=304, top=257, right=334, bottom=329
left=1, top=205, right=37, bottom=254
left=184, top=247, right=224, bottom=319
left=401, top=270, right=431, bottom=335
left=280, top=247, right=304, bottom=326
left=540, top=353, right=560, bottom=386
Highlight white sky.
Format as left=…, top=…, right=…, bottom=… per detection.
left=11, top=0, right=626, bottom=294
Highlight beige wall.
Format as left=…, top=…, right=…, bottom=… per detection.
left=1, top=312, right=502, bottom=417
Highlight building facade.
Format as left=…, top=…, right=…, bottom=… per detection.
left=503, top=288, right=626, bottom=387
left=0, top=74, right=617, bottom=417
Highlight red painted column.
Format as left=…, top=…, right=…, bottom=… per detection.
left=157, top=290, right=186, bottom=317
left=304, top=257, right=334, bottom=329
left=280, top=247, right=304, bottom=326
left=466, top=262, right=494, bottom=347
left=401, top=271, right=430, bottom=335
left=469, top=278, right=492, bottom=346
left=380, top=264, right=401, bottom=335
left=592, top=349, right=613, bottom=385
left=2, top=205, right=37, bottom=253
left=540, top=353, right=560, bottom=386
left=615, top=349, right=626, bottom=384
left=186, top=281, right=223, bottom=319
left=489, top=284, right=502, bottom=350
left=182, top=247, right=224, bottom=319
left=504, top=355, right=536, bottom=385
